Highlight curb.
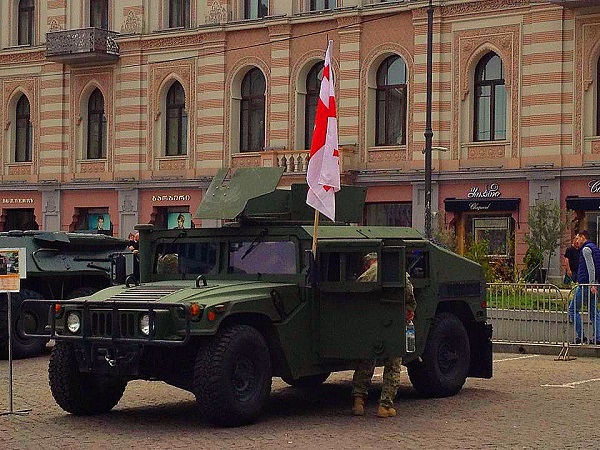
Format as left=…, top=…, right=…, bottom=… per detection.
left=494, top=342, right=600, bottom=358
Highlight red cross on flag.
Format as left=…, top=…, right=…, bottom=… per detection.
left=306, top=40, right=340, bottom=222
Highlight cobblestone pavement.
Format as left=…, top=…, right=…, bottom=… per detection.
left=1, top=350, right=599, bottom=449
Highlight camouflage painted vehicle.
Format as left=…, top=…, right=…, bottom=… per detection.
left=0, top=231, right=132, bottom=359
left=24, top=168, right=492, bottom=426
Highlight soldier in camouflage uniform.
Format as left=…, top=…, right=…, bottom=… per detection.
left=351, top=252, right=417, bottom=418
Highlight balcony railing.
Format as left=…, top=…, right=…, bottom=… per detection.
left=46, top=28, right=119, bottom=64
left=231, top=146, right=357, bottom=175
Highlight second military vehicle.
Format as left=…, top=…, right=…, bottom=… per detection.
left=24, top=168, right=492, bottom=425
left=0, top=231, right=132, bottom=359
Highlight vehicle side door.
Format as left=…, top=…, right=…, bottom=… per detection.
left=315, top=240, right=406, bottom=360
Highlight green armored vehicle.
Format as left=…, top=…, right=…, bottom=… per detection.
left=0, top=231, right=132, bottom=359
left=25, top=168, right=492, bottom=426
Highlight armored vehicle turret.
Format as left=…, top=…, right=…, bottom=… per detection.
left=24, top=168, right=492, bottom=425
left=0, top=231, right=132, bottom=359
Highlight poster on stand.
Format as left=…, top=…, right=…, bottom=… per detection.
left=0, top=247, right=25, bottom=292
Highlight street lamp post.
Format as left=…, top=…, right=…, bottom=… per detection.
left=424, top=0, right=434, bottom=239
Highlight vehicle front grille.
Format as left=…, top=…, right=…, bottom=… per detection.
left=91, top=310, right=139, bottom=338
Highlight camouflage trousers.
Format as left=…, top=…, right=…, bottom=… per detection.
left=351, top=357, right=403, bottom=408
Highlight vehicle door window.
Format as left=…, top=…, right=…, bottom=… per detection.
left=229, top=241, right=297, bottom=275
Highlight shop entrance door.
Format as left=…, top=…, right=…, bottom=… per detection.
left=4, top=208, right=38, bottom=231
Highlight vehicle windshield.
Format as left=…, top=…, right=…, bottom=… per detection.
left=229, top=241, right=297, bottom=275
left=154, top=242, right=218, bottom=275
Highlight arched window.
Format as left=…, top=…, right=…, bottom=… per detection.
left=87, top=89, right=106, bottom=159
left=245, top=0, right=268, bottom=19
left=18, top=0, right=34, bottom=45
left=165, top=82, right=187, bottom=156
left=376, top=55, right=407, bottom=146
left=90, top=0, right=108, bottom=29
left=169, top=0, right=190, bottom=28
left=15, top=95, right=32, bottom=162
left=310, top=0, right=335, bottom=11
left=305, top=62, right=324, bottom=149
left=474, top=52, right=506, bottom=141
left=240, top=68, right=265, bottom=152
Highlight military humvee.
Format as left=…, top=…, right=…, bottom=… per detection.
left=0, top=231, right=132, bottom=359
left=24, top=168, right=492, bottom=426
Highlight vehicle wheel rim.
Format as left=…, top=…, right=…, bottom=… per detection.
left=438, top=339, right=460, bottom=375
left=232, top=357, right=257, bottom=401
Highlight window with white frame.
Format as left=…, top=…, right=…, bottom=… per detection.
left=15, top=94, right=32, bottom=162
left=87, top=88, right=107, bottom=159
left=376, top=55, right=407, bottom=146
left=18, top=0, right=35, bottom=45
left=240, top=68, right=265, bottom=152
left=245, top=0, right=268, bottom=19
left=165, top=82, right=188, bottom=156
left=474, top=52, right=506, bottom=142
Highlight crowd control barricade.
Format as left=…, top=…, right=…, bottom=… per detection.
left=487, top=283, right=566, bottom=345
left=565, top=284, right=600, bottom=346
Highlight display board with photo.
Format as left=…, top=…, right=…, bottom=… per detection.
left=167, top=212, right=192, bottom=229
left=89, top=213, right=111, bottom=232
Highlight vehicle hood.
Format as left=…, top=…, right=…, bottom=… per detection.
left=80, top=279, right=298, bottom=307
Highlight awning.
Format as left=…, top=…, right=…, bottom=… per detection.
left=566, top=196, right=600, bottom=211
left=444, top=198, right=521, bottom=212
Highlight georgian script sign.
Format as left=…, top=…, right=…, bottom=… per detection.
left=1, top=198, right=34, bottom=204
left=590, top=180, right=600, bottom=194
left=151, top=195, right=191, bottom=202
left=467, top=183, right=501, bottom=198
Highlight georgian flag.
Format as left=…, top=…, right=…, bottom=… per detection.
left=306, top=40, right=340, bottom=222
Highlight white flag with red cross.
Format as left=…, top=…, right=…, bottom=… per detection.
left=306, top=40, right=340, bottom=222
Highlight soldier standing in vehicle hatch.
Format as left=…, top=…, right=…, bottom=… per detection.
left=351, top=252, right=416, bottom=418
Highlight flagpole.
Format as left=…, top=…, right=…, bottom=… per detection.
left=311, top=209, right=320, bottom=256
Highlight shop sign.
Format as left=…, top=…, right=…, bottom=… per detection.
left=589, top=180, right=600, bottom=194
left=469, top=203, right=492, bottom=211
left=467, top=183, right=501, bottom=199
left=1, top=198, right=34, bottom=204
left=151, top=195, right=191, bottom=202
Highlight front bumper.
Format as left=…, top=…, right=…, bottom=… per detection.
left=22, top=299, right=192, bottom=347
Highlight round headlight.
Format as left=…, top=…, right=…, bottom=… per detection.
left=66, top=313, right=81, bottom=334
left=140, top=314, right=151, bottom=336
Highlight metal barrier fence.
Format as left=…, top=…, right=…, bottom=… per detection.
left=487, top=283, right=600, bottom=347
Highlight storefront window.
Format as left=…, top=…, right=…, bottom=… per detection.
left=365, top=203, right=412, bottom=227
left=584, top=212, right=599, bottom=244
left=472, top=217, right=510, bottom=256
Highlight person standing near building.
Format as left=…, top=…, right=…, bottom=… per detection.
left=563, top=235, right=581, bottom=284
left=351, top=252, right=416, bottom=418
left=569, top=231, right=600, bottom=344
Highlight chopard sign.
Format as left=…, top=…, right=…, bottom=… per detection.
left=467, top=183, right=501, bottom=198
left=469, top=203, right=492, bottom=211
left=590, top=180, right=600, bottom=194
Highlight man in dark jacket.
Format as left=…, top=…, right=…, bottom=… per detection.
left=569, top=231, right=600, bottom=344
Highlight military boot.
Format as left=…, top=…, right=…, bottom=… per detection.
left=377, top=404, right=397, bottom=418
left=352, top=396, right=365, bottom=416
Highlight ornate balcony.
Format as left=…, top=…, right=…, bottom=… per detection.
left=46, top=28, right=119, bottom=64
left=231, top=146, right=358, bottom=182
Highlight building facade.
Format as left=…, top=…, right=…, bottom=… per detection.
left=0, top=0, right=599, bottom=277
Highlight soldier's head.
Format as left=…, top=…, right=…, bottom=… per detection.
left=363, top=252, right=378, bottom=267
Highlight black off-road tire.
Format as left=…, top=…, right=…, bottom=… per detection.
left=0, top=290, right=48, bottom=359
left=67, top=286, right=100, bottom=299
left=281, top=373, right=330, bottom=388
left=193, top=325, right=272, bottom=426
left=49, top=342, right=127, bottom=415
left=407, top=312, right=471, bottom=398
